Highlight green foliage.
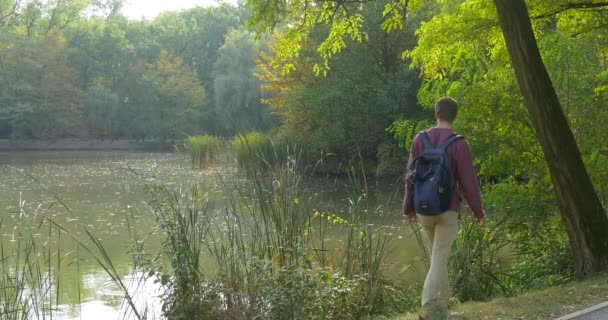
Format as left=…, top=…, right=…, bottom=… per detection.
left=0, top=3, right=265, bottom=140
left=449, top=215, right=514, bottom=302
left=85, top=85, right=120, bottom=139
left=185, top=135, right=221, bottom=169
left=213, top=29, right=274, bottom=135
left=375, top=142, right=406, bottom=177
left=256, top=1, right=425, bottom=172
left=140, top=50, right=206, bottom=140
left=0, top=32, right=85, bottom=139
left=387, top=120, right=433, bottom=152
left=260, top=265, right=375, bottom=319
left=443, top=178, right=574, bottom=303
left=483, top=180, right=574, bottom=288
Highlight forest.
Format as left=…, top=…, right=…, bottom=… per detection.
left=1, top=0, right=608, bottom=319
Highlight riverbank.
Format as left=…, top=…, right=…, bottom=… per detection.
left=393, top=275, right=608, bottom=320
left=0, top=139, right=174, bottom=151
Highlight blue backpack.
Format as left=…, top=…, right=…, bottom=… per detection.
left=411, top=131, right=463, bottom=215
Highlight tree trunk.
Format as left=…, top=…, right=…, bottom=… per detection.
left=493, top=0, right=608, bottom=275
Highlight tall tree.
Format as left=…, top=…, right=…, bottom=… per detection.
left=138, top=50, right=206, bottom=140
left=492, top=0, right=608, bottom=275
left=0, top=32, right=85, bottom=139
left=85, top=85, right=120, bottom=139
left=254, top=0, right=422, bottom=167
left=213, top=29, right=272, bottom=134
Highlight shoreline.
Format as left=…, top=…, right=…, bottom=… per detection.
left=0, top=139, right=174, bottom=151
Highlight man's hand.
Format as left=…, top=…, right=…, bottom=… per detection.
left=404, top=212, right=416, bottom=222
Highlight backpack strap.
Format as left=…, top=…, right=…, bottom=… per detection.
left=438, top=134, right=464, bottom=151
left=419, top=131, right=434, bottom=150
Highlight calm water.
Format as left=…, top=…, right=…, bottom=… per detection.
left=0, top=151, right=424, bottom=319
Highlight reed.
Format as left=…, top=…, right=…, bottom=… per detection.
left=185, top=135, right=220, bottom=169
left=144, top=184, right=215, bottom=319
left=139, top=150, right=409, bottom=318
left=447, top=214, right=515, bottom=302
left=231, top=131, right=276, bottom=171
left=0, top=216, right=65, bottom=320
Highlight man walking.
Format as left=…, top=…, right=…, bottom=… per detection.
left=402, top=97, right=485, bottom=319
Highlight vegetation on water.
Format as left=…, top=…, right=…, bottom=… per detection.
left=231, top=131, right=276, bottom=171
left=0, top=217, right=61, bottom=320
left=185, top=135, right=221, bottom=169
left=136, top=154, right=415, bottom=319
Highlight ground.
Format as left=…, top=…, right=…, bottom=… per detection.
left=392, top=274, right=608, bottom=320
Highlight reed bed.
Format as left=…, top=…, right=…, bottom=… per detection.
left=185, top=135, right=221, bottom=169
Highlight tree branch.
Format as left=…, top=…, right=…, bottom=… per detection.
left=570, top=21, right=608, bottom=36
left=0, top=0, right=21, bottom=28
left=47, top=0, right=65, bottom=31
left=532, top=1, right=608, bottom=19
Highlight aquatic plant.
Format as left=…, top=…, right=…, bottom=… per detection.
left=185, top=135, right=221, bottom=169
left=138, top=153, right=410, bottom=319
left=231, top=132, right=276, bottom=171
left=0, top=218, right=62, bottom=320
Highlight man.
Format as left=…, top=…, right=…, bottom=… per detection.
left=402, top=97, right=485, bottom=320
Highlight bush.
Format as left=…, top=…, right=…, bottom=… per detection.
left=185, top=135, right=220, bottom=169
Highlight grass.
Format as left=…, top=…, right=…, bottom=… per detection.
left=392, top=274, right=608, bottom=320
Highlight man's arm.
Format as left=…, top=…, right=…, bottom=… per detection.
left=402, top=135, right=421, bottom=219
left=456, top=140, right=485, bottom=221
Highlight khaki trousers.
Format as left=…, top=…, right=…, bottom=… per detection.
left=417, top=210, right=459, bottom=320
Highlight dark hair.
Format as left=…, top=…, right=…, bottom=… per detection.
left=435, top=96, right=458, bottom=122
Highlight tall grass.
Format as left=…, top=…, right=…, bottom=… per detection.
left=144, top=185, right=214, bottom=319
left=185, top=135, right=220, bottom=169
left=448, top=214, right=514, bottom=302
left=138, top=146, right=411, bottom=319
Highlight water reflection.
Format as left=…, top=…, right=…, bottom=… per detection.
left=57, top=272, right=163, bottom=320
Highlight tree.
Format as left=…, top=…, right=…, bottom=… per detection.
left=138, top=50, right=206, bottom=140
left=213, top=28, right=273, bottom=134
left=493, top=0, right=608, bottom=275
left=85, top=85, right=120, bottom=139
left=255, top=0, right=423, bottom=168
left=248, top=0, right=608, bottom=274
left=0, top=32, right=85, bottom=139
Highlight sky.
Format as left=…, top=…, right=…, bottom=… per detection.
left=121, top=0, right=228, bottom=20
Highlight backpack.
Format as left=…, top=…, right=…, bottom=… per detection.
left=411, top=131, right=464, bottom=215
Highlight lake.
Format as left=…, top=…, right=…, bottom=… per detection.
left=0, top=151, right=424, bottom=319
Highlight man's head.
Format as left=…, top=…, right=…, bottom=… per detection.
left=435, top=97, right=458, bottom=123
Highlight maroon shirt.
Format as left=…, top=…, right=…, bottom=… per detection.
left=402, top=128, right=485, bottom=219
